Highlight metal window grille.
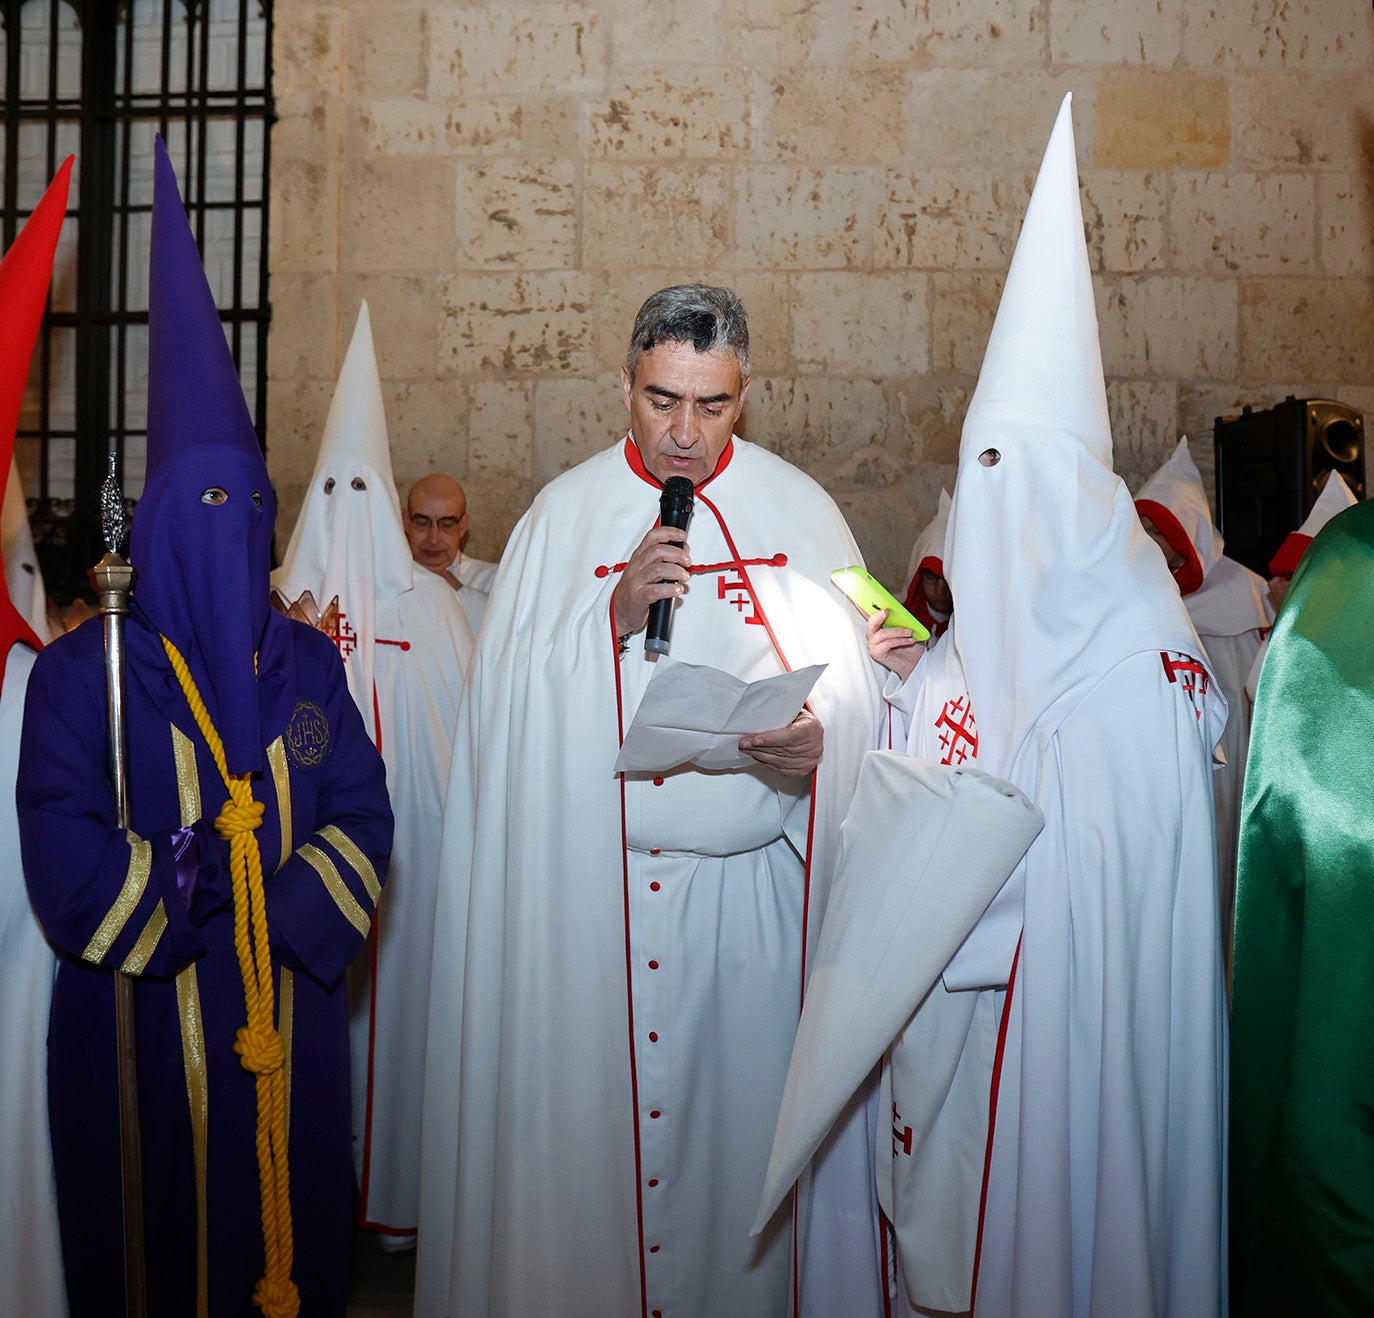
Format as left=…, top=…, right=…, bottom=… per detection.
left=0, top=0, right=273, bottom=602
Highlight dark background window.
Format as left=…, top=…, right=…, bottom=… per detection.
left=1, top=0, right=273, bottom=602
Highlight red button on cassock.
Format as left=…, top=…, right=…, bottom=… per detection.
left=648, top=1031, right=659, bottom=1042
left=648, top=1178, right=659, bottom=1187
left=652, top=776, right=665, bottom=786
left=649, top=1110, right=661, bottom=1119
left=648, top=960, right=659, bottom=970
left=650, top=881, right=661, bottom=891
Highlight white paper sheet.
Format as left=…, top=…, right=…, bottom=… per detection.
left=614, top=658, right=828, bottom=773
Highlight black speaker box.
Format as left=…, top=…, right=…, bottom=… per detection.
left=1213, top=396, right=1365, bottom=577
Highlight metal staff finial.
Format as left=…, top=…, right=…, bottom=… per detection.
left=99, top=453, right=129, bottom=556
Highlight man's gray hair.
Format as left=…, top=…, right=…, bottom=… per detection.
left=625, top=284, right=750, bottom=380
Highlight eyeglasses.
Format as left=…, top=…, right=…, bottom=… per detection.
left=408, top=515, right=461, bottom=532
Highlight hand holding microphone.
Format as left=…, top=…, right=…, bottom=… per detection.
left=611, top=477, right=695, bottom=652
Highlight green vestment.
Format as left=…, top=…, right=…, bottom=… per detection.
left=1231, top=498, right=1374, bottom=1314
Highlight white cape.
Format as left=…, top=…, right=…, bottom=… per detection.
left=416, top=437, right=885, bottom=1317
left=0, top=643, right=68, bottom=1312
left=973, top=652, right=1227, bottom=1316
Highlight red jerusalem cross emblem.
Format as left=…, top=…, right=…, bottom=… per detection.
left=1161, top=652, right=1210, bottom=722
left=716, top=569, right=763, bottom=625
left=333, top=612, right=359, bottom=659
left=934, top=695, right=978, bottom=766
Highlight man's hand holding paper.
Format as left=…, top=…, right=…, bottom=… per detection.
left=614, top=658, right=827, bottom=775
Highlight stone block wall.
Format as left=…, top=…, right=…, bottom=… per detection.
left=267, top=0, right=1374, bottom=587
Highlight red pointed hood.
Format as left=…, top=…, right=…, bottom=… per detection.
left=0, top=157, right=74, bottom=687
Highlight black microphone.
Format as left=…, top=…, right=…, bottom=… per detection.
left=645, top=476, right=695, bottom=655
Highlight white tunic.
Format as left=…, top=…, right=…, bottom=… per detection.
left=1185, top=556, right=1269, bottom=948
left=455, top=582, right=488, bottom=634
left=0, top=643, right=68, bottom=1313
left=345, top=571, right=472, bottom=1233
left=416, top=437, right=885, bottom=1318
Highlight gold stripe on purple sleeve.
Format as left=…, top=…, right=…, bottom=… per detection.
left=299, top=842, right=371, bottom=937
left=319, top=823, right=381, bottom=905
left=267, top=737, right=292, bottom=872
left=120, top=900, right=167, bottom=973
left=82, top=833, right=153, bottom=965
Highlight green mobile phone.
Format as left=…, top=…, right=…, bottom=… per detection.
left=831, top=566, right=932, bottom=641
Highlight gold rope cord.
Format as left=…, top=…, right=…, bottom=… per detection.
left=161, top=635, right=298, bottom=1318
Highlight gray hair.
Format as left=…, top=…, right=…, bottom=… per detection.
left=624, top=284, right=750, bottom=380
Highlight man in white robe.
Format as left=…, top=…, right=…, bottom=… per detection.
left=272, top=302, right=474, bottom=1248
left=1135, top=436, right=1272, bottom=966
left=416, top=284, right=886, bottom=1318
left=403, top=472, right=495, bottom=631
left=863, top=97, right=1227, bottom=1315
left=0, top=155, right=71, bottom=1318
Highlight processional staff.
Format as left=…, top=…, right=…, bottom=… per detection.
left=88, top=453, right=147, bottom=1318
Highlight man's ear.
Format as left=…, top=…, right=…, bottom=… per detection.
left=458, top=512, right=470, bottom=541
left=621, top=364, right=633, bottom=414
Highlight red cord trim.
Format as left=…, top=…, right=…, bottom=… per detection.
left=610, top=596, right=650, bottom=1317
left=622, top=433, right=735, bottom=490
left=595, top=553, right=787, bottom=580
left=970, top=935, right=1022, bottom=1312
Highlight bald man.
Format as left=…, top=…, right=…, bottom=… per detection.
left=404, top=473, right=496, bottom=631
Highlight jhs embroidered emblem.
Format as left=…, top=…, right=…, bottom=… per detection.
left=285, top=700, right=332, bottom=769
left=935, top=695, right=978, bottom=766
left=716, top=570, right=763, bottom=625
